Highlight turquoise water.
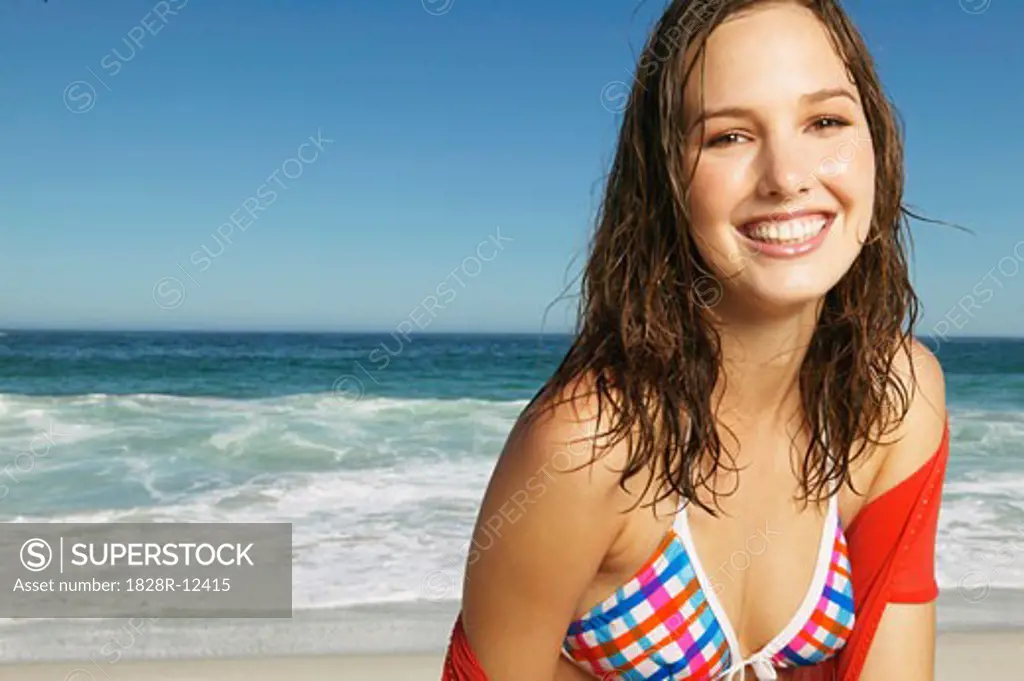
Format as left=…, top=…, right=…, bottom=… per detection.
left=0, top=331, right=1021, bottom=614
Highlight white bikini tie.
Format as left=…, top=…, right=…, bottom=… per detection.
left=713, top=651, right=778, bottom=680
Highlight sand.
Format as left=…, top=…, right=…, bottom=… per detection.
left=0, top=631, right=1020, bottom=680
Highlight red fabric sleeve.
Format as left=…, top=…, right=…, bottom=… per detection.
left=442, top=613, right=489, bottom=680
left=826, top=418, right=951, bottom=681
left=886, top=420, right=949, bottom=602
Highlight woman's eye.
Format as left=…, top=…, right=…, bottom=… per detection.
left=812, top=116, right=850, bottom=131
left=707, top=132, right=746, bottom=148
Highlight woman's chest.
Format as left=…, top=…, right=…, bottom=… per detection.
left=575, top=438, right=885, bottom=667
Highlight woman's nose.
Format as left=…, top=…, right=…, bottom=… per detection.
left=755, top=137, right=813, bottom=199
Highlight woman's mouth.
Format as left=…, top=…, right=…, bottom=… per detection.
left=735, top=212, right=835, bottom=258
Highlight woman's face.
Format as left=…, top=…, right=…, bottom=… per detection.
left=682, top=2, right=875, bottom=317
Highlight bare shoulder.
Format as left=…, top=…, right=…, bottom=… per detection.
left=499, top=371, right=635, bottom=500
left=868, top=337, right=948, bottom=499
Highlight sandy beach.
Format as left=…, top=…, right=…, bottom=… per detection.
left=0, top=631, right=1019, bottom=680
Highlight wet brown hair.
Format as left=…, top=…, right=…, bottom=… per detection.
left=529, top=0, right=943, bottom=515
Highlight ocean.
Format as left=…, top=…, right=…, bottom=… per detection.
left=0, top=330, right=1021, bottom=660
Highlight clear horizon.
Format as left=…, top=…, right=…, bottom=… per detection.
left=3, top=328, right=1021, bottom=341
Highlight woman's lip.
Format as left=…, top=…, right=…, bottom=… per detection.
left=734, top=213, right=836, bottom=258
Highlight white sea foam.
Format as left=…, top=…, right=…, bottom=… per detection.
left=0, top=394, right=1020, bottom=611
left=0, top=393, right=520, bottom=610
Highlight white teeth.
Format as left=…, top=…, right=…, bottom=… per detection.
left=746, top=216, right=828, bottom=243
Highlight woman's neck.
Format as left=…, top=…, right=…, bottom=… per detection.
left=708, top=301, right=822, bottom=427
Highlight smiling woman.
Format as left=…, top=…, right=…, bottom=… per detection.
left=442, top=2, right=949, bottom=680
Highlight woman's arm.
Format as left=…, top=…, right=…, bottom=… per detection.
left=460, top=381, right=630, bottom=681
left=859, top=602, right=937, bottom=680
left=859, top=339, right=948, bottom=681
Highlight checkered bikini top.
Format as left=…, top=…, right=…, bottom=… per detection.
left=560, top=489, right=855, bottom=680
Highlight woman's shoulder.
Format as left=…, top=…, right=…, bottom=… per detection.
left=503, top=371, right=636, bottom=499
left=867, top=336, right=949, bottom=501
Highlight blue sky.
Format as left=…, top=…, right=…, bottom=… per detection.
left=0, top=0, right=1020, bottom=335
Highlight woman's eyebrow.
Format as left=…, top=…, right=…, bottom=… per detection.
left=684, top=87, right=859, bottom=135
left=800, top=86, right=859, bottom=106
